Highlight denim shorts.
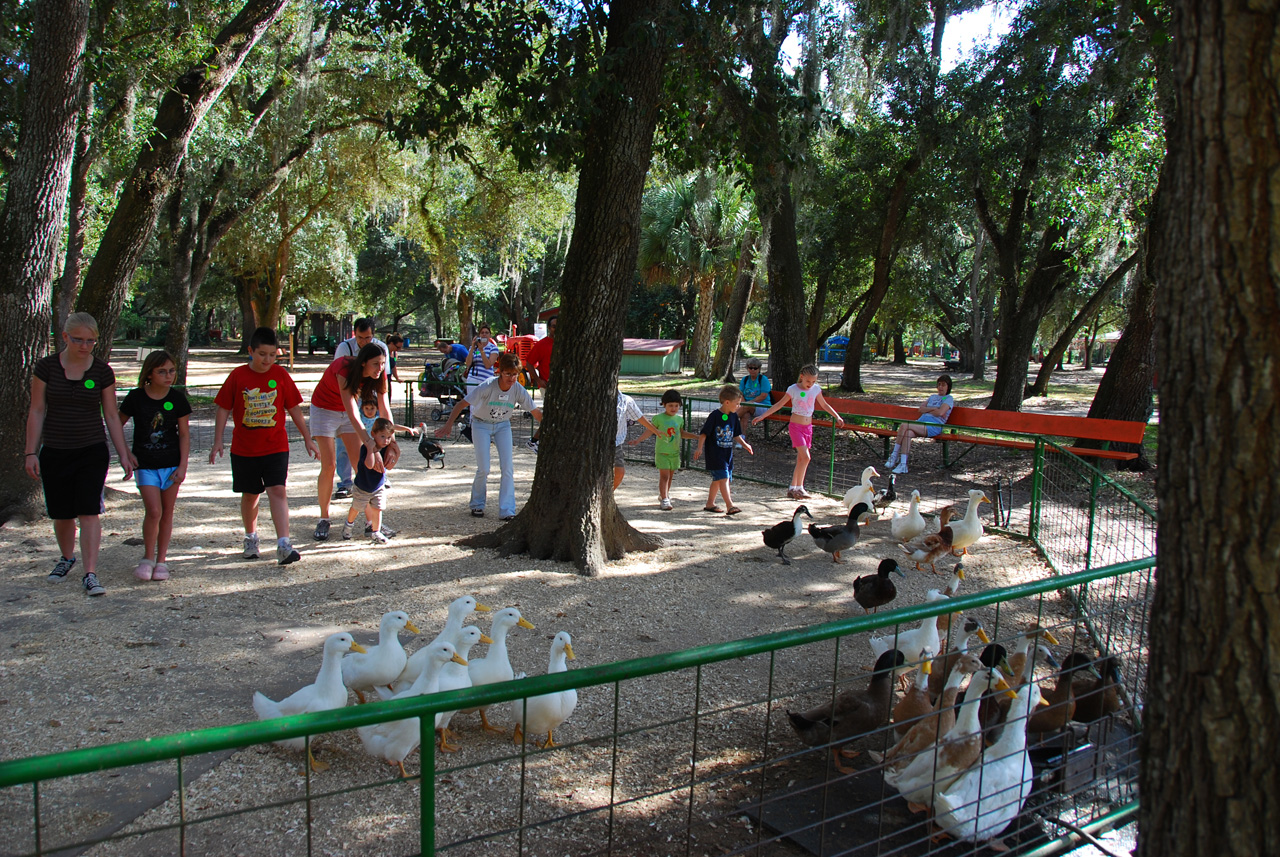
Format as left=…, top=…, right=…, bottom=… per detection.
left=709, top=467, right=732, bottom=482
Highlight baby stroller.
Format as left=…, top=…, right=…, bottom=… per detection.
left=418, top=359, right=468, bottom=421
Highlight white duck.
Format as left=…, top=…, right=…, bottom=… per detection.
left=252, top=632, right=367, bottom=771
left=869, top=589, right=948, bottom=671
left=398, top=595, right=491, bottom=686
left=890, top=490, right=928, bottom=543
left=948, top=489, right=990, bottom=556
left=432, top=625, right=494, bottom=752
left=888, top=668, right=1015, bottom=811
left=358, top=641, right=467, bottom=778
left=841, top=466, right=880, bottom=520
left=341, top=611, right=420, bottom=703
left=463, top=607, right=536, bottom=733
left=510, top=631, right=578, bottom=748
left=932, top=681, right=1042, bottom=850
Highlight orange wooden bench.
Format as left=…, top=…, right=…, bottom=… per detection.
left=761, top=392, right=1147, bottom=466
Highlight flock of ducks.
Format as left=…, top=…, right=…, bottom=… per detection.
left=788, top=597, right=1128, bottom=851
left=762, top=465, right=990, bottom=572
left=252, top=597, right=578, bottom=778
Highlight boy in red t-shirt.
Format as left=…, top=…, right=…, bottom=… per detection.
left=210, top=327, right=318, bottom=564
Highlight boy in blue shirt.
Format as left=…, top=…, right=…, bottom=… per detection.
left=343, top=417, right=396, bottom=543
left=693, top=385, right=753, bottom=516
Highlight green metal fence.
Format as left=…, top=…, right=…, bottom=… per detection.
left=1, top=422, right=1155, bottom=857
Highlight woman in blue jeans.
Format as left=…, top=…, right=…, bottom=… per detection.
left=436, top=352, right=542, bottom=520
left=884, top=374, right=954, bottom=475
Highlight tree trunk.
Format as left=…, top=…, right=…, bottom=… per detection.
left=52, top=78, right=94, bottom=336
left=756, top=179, right=809, bottom=384
left=893, top=331, right=906, bottom=364
left=712, top=228, right=757, bottom=381
left=1142, top=3, right=1280, bottom=854
left=690, top=274, right=716, bottom=378
left=0, top=0, right=89, bottom=523
left=1027, top=249, right=1140, bottom=398
left=968, top=226, right=995, bottom=380
left=460, top=0, right=671, bottom=575
left=75, top=0, right=291, bottom=354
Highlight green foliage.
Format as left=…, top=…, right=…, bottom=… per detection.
left=627, top=283, right=686, bottom=340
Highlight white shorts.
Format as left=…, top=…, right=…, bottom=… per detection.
left=310, top=405, right=355, bottom=438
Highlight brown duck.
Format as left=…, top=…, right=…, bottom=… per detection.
left=788, top=649, right=905, bottom=773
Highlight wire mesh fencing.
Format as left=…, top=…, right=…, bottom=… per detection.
left=0, top=560, right=1150, bottom=857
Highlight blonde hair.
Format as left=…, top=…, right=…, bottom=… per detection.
left=63, top=312, right=99, bottom=336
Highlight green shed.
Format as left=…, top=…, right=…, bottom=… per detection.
left=620, top=339, right=684, bottom=374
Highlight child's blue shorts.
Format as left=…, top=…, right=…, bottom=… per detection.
left=136, top=466, right=179, bottom=491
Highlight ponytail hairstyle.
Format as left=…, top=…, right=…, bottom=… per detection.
left=343, top=342, right=388, bottom=402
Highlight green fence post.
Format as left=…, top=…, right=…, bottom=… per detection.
left=682, top=397, right=692, bottom=468
left=829, top=420, right=836, bottom=495
left=1084, top=467, right=1101, bottom=571
left=1030, top=438, right=1045, bottom=541
left=406, top=382, right=415, bottom=427
left=421, top=714, right=435, bottom=857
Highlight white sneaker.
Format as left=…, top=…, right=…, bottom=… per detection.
left=660, top=498, right=673, bottom=511
left=884, top=453, right=899, bottom=469
left=277, top=541, right=301, bottom=565
left=243, top=534, right=260, bottom=559
left=892, top=461, right=909, bottom=475
left=371, top=530, right=390, bottom=545
left=342, top=521, right=354, bottom=540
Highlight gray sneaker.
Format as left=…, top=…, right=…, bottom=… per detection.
left=365, top=523, right=398, bottom=538
left=48, top=556, right=76, bottom=582
left=370, top=530, right=390, bottom=545
left=342, top=521, right=354, bottom=540
left=82, top=572, right=105, bottom=596
left=243, top=534, right=260, bottom=559
left=313, top=519, right=331, bottom=541
left=277, top=541, right=301, bottom=565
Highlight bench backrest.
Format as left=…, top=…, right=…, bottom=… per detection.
left=768, top=391, right=1146, bottom=444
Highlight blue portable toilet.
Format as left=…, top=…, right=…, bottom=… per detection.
left=820, top=336, right=849, bottom=363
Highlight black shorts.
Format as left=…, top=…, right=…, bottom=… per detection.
left=230, top=451, right=290, bottom=495
left=40, top=442, right=109, bottom=519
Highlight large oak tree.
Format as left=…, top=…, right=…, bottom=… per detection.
left=1142, top=1, right=1280, bottom=853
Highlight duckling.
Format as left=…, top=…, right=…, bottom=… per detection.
left=899, top=506, right=956, bottom=573
left=929, top=618, right=991, bottom=699
left=892, top=653, right=934, bottom=738
left=873, top=474, right=897, bottom=511
left=787, top=649, right=905, bottom=774
left=947, top=489, right=990, bottom=556
left=356, top=641, right=467, bottom=778
left=1025, top=652, right=1096, bottom=734
left=890, top=490, right=928, bottom=543
left=252, top=632, right=367, bottom=772
left=761, top=505, right=813, bottom=565
left=398, top=595, right=491, bottom=686
left=511, top=631, right=578, bottom=748
left=433, top=625, right=494, bottom=752
left=1071, top=653, right=1124, bottom=722
left=841, top=466, right=880, bottom=519
left=853, top=558, right=907, bottom=613
left=810, top=502, right=870, bottom=563
left=878, top=652, right=985, bottom=773
left=463, top=607, right=536, bottom=733
left=341, top=611, right=421, bottom=703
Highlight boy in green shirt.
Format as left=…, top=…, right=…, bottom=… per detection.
left=630, top=389, right=698, bottom=511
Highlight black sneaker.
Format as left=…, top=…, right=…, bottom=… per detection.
left=332, top=484, right=353, bottom=500
left=365, top=523, right=398, bottom=538
left=48, top=556, right=76, bottom=582
left=313, top=519, right=331, bottom=541
left=82, top=572, right=105, bottom=596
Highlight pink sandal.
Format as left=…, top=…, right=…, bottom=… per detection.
left=151, top=562, right=170, bottom=581
left=134, top=559, right=155, bottom=581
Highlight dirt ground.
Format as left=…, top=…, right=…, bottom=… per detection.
left=0, top=350, right=1154, bottom=857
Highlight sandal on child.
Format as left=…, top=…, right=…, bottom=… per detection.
left=151, top=562, right=170, bottom=581
left=703, top=505, right=723, bottom=513
left=134, top=559, right=155, bottom=581
left=725, top=506, right=743, bottom=516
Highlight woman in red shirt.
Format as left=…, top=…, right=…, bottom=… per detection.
left=309, top=344, right=409, bottom=540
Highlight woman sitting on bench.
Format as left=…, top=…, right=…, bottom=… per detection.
left=885, top=374, right=954, bottom=475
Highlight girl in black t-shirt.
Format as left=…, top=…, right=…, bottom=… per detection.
left=119, top=351, right=192, bottom=582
